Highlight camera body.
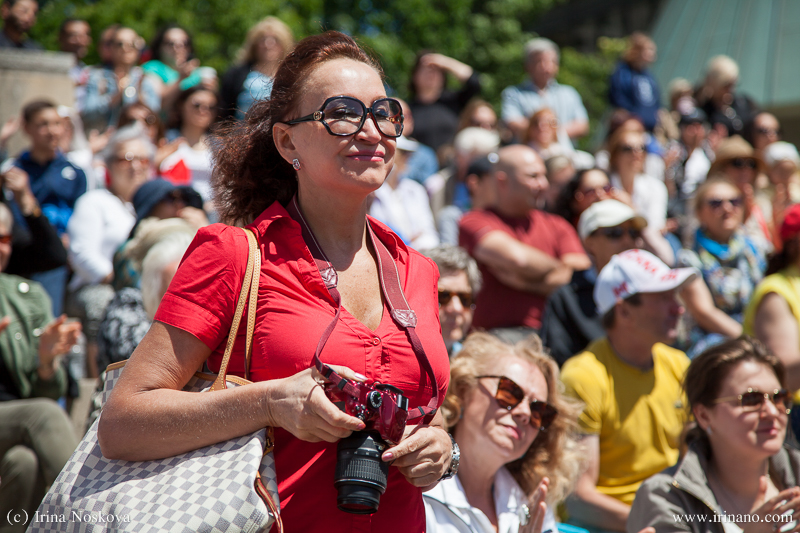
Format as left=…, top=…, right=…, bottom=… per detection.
left=324, top=379, right=410, bottom=514
left=324, top=380, right=409, bottom=445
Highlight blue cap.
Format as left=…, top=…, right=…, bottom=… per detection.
left=132, top=179, right=179, bottom=220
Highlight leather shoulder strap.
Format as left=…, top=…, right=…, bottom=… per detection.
left=209, top=227, right=260, bottom=391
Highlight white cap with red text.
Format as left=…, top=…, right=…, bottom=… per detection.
left=594, top=249, right=698, bottom=315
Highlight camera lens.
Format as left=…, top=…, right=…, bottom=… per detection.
left=334, top=432, right=389, bottom=514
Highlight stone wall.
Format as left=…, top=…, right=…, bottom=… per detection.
left=0, top=49, right=75, bottom=157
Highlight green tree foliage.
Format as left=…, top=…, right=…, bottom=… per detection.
left=32, top=0, right=624, bottom=145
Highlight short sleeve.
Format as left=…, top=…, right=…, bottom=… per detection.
left=550, top=215, right=586, bottom=257
left=458, top=211, right=506, bottom=256
left=153, top=224, right=249, bottom=350
left=565, top=86, right=589, bottom=123
left=501, top=85, right=525, bottom=122
left=561, top=355, right=605, bottom=435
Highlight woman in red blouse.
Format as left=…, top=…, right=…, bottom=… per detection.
left=98, top=31, right=453, bottom=531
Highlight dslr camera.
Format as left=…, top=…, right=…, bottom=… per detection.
left=324, top=377, right=409, bottom=514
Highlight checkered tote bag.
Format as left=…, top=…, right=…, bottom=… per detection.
left=30, top=228, right=282, bottom=533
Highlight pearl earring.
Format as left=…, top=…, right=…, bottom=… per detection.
left=292, top=158, right=301, bottom=171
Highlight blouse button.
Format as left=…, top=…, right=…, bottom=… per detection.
left=371, top=337, right=380, bottom=346
left=14, top=332, right=22, bottom=340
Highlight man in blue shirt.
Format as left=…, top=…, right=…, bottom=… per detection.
left=4, top=100, right=87, bottom=314
left=608, top=33, right=661, bottom=132
left=501, top=38, right=589, bottom=144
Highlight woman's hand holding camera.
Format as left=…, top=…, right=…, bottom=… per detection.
left=381, top=413, right=452, bottom=490
left=263, top=365, right=366, bottom=443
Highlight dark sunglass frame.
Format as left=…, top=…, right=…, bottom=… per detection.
left=594, top=227, right=641, bottom=240
left=729, top=158, right=757, bottom=170
left=712, top=388, right=792, bottom=414
left=282, top=95, right=404, bottom=138
left=438, top=288, right=474, bottom=308
left=706, top=197, right=743, bottom=210
left=477, top=375, right=558, bottom=430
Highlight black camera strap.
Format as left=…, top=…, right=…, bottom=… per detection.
left=286, top=195, right=438, bottom=424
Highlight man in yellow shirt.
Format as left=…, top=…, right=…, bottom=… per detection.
left=562, top=249, right=698, bottom=533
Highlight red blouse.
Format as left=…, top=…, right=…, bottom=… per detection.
left=155, top=201, right=450, bottom=532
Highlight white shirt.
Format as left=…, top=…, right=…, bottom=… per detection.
left=610, top=172, right=668, bottom=231
left=67, top=189, right=136, bottom=289
left=370, top=177, right=440, bottom=250
left=424, top=467, right=557, bottom=533
left=160, top=143, right=214, bottom=202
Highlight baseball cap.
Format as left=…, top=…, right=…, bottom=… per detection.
left=678, top=107, right=707, bottom=126
left=763, top=141, right=800, bottom=168
left=594, top=249, right=698, bottom=315
left=578, top=199, right=647, bottom=240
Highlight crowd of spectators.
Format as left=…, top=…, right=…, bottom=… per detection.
left=3, top=4, right=800, bottom=532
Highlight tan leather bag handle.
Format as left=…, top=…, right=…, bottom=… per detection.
left=210, top=228, right=260, bottom=391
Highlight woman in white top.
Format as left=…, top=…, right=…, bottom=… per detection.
left=425, top=332, right=582, bottom=533
left=160, top=87, right=218, bottom=208
left=66, top=125, right=152, bottom=376
left=607, top=128, right=675, bottom=265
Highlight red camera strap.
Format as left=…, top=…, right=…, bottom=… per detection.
left=287, top=196, right=438, bottom=423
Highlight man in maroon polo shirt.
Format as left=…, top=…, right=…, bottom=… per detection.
left=459, top=144, right=591, bottom=343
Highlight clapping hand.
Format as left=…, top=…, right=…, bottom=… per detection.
left=743, top=477, right=800, bottom=533
left=519, top=477, right=548, bottom=533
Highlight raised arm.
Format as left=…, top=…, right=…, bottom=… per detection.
left=680, top=277, right=742, bottom=339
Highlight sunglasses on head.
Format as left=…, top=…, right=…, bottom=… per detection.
left=282, top=95, right=404, bottom=138
left=713, top=388, right=792, bottom=414
left=438, top=288, right=474, bottom=308
left=706, top=197, right=743, bottom=210
left=594, top=226, right=641, bottom=240
left=477, top=375, right=558, bottom=431
left=729, top=158, right=757, bottom=170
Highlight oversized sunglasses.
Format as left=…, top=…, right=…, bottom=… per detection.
left=282, top=95, right=404, bottom=138
left=713, top=388, right=792, bottom=414
left=594, top=227, right=641, bottom=240
left=706, top=197, right=743, bottom=210
left=729, top=158, right=757, bottom=170
left=477, top=375, right=558, bottom=430
left=438, top=289, right=474, bottom=308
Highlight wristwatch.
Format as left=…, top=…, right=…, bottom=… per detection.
left=440, top=433, right=460, bottom=480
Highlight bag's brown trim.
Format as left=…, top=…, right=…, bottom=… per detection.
left=256, top=471, right=283, bottom=533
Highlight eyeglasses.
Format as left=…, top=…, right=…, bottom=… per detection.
left=114, top=41, right=141, bottom=51
left=438, top=288, right=474, bottom=308
left=470, top=119, right=497, bottom=130
left=713, top=388, right=792, bottom=414
left=0, top=234, right=11, bottom=245
left=618, top=144, right=646, bottom=154
left=190, top=101, right=214, bottom=113
left=756, top=127, right=780, bottom=137
left=114, top=152, right=150, bottom=165
left=160, top=190, right=186, bottom=205
left=706, top=197, right=744, bottom=210
left=477, top=375, right=558, bottom=430
left=593, top=226, right=641, bottom=240
left=282, top=96, right=404, bottom=138
left=729, top=158, right=757, bottom=170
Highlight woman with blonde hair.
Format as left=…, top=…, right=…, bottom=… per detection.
left=219, top=16, right=294, bottom=120
left=696, top=55, right=758, bottom=137
left=425, top=332, right=583, bottom=532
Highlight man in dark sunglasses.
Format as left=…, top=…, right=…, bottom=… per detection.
left=540, top=199, right=645, bottom=365
left=560, top=249, right=698, bottom=532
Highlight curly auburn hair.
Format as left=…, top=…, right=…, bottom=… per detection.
left=210, top=31, right=383, bottom=225
left=442, top=332, right=584, bottom=503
